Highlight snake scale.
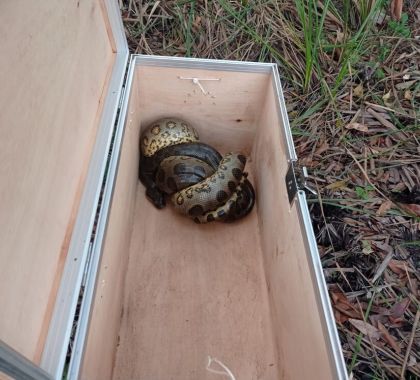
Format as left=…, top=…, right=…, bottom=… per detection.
left=139, top=118, right=255, bottom=223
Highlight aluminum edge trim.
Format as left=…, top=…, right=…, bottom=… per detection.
left=270, top=65, right=297, bottom=161
left=133, top=54, right=274, bottom=73
left=0, top=340, right=52, bottom=380
left=66, top=55, right=135, bottom=380
left=296, top=190, right=349, bottom=380
left=40, top=2, right=129, bottom=378
left=104, top=0, right=128, bottom=52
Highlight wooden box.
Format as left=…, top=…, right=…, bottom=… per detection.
left=0, top=1, right=347, bottom=379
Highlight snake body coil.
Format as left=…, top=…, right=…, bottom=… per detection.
left=139, top=118, right=255, bottom=223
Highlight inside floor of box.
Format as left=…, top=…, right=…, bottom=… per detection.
left=112, top=169, right=280, bottom=380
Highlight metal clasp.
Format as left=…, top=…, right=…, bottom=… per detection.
left=286, top=160, right=317, bottom=204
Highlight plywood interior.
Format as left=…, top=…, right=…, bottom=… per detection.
left=82, top=64, right=336, bottom=380
left=113, top=172, right=281, bottom=380
left=0, top=0, right=115, bottom=362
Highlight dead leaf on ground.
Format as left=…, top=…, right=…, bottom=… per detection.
left=335, top=303, right=362, bottom=320
left=398, top=202, right=420, bottom=217
left=371, top=241, right=393, bottom=254
left=388, top=260, right=410, bottom=275
left=315, top=141, right=329, bottom=155
left=349, top=318, right=382, bottom=339
left=345, top=122, right=369, bottom=132
left=377, top=321, right=401, bottom=353
left=353, top=83, right=364, bottom=98
left=336, top=30, right=344, bottom=43
left=331, top=291, right=363, bottom=321
left=326, top=180, right=348, bottom=190
left=300, top=157, right=319, bottom=167
left=334, top=309, right=348, bottom=324
left=388, top=298, right=410, bottom=318
left=376, top=200, right=393, bottom=216
left=192, top=15, right=202, bottom=30
left=404, top=90, right=412, bottom=100
left=362, top=240, right=374, bottom=255
left=389, top=317, right=405, bottom=327
left=331, top=291, right=355, bottom=307
left=370, top=313, right=389, bottom=325
left=383, top=91, right=395, bottom=107
left=396, top=79, right=417, bottom=90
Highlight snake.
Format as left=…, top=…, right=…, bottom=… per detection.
left=139, top=118, right=255, bottom=223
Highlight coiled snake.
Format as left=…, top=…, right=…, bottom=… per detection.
left=139, top=118, right=255, bottom=223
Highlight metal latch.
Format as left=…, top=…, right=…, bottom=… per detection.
left=286, top=160, right=317, bottom=204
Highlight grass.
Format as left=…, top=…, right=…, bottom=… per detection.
left=348, top=290, right=378, bottom=375
left=121, top=0, right=420, bottom=378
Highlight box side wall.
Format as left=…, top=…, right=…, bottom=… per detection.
left=79, top=78, right=141, bottom=380
left=0, top=0, right=115, bottom=361
left=253, top=77, right=336, bottom=379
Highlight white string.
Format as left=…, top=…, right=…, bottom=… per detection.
left=178, top=76, right=221, bottom=95
left=206, top=356, right=236, bottom=380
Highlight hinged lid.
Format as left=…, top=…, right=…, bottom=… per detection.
left=0, top=0, right=128, bottom=377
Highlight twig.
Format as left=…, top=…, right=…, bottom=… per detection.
left=364, top=102, right=418, bottom=120
left=345, top=148, right=390, bottom=201
left=366, top=108, right=406, bottom=140
left=371, top=250, right=393, bottom=283
left=314, top=179, right=337, bottom=251
left=400, top=309, right=420, bottom=380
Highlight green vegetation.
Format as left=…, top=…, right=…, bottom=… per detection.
left=388, top=13, right=411, bottom=37
left=356, top=185, right=375, bottom=200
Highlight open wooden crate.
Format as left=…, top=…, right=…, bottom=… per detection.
left=79, top=57, right=348, bottom=380
left=0, top=1, right=347, bottom=379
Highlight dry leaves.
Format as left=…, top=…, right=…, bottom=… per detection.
left=388, top=260, right=411, bottom=276
left=345, top=122, right=369, bottom=132
left=325, top=180, right=348, bottom=190
left=349, top=318, right=382, bottom=339
left=398, top=202, right=420, bottom=217
left=388, top=299, right=411, bottom=319
left=353, top=83, right=364, bottom=98
left=376, top=200, right=393, bottom=216
left=377, top=321, right=401, bottom=353
left=331, top=291, right=363, bottom=323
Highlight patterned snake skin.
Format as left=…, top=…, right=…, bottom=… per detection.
left=139, top=118, right=255, bottom=223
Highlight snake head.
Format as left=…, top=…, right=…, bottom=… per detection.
left=146, top=187, right=166, bottom=209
